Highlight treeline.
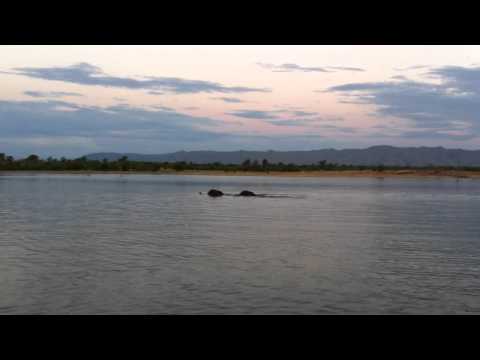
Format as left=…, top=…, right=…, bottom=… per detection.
left=1, top=153, right=480, bottom=172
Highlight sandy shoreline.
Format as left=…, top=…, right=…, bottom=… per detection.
left=1, top=169, right=480, bottom=178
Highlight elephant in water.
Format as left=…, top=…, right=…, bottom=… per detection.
left=206, top=189, right=257, bottom=197
left=207, top=189, right=224, bottom=197
left=205, top=189, right=298, bottom=199
left=236, top=190, right=256, bottom=197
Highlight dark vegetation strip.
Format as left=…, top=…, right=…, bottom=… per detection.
left=1, top=153, right=480, bottom=172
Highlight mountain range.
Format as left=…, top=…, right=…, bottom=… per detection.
left=85, top=146, right=480, bottom=167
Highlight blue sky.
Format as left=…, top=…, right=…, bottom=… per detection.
left=1, top=45, right=480, bottom=158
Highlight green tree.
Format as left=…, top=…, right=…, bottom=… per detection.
left=26, top=154, right=40, bottom=162
left=242, top=159, right=251, bottom=167
left=118, top=156, right=129, bottom=171
left=101, top=159, right=109, bottom=170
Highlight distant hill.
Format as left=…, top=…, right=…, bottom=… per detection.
left=84, top=146, right=480, bottom=167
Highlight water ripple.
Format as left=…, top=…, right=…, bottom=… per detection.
left=1, top=174, right=480, bottom=314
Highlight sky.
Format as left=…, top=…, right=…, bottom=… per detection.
left=2, top=45, right=480, bottom=158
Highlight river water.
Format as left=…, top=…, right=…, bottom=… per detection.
left=1, top=173, right=479, bottom=314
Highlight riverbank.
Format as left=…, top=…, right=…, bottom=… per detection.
left=2, top=169, right=480, bottom=178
